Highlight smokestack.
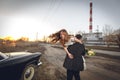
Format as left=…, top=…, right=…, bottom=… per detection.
left=89, top=2, right=93, bottom=33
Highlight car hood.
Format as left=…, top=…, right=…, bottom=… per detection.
left=5, top=52, right=41, bottom=57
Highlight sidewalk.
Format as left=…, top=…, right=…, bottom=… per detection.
left=93, top=49, right=120, bottom=56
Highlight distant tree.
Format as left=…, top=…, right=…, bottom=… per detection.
left=103, top=25, right=113, bottom=36
left=4, top=36, right=14, bottom=41
left=103, top=25, right=120, bottom=48
left=114, top=28, right=120, bottom=48
left=17, top=37, right=29, bottom=42
left=103, top=25, right=113, bottom=47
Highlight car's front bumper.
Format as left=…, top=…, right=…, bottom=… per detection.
left=37, top=61, right=42, bottom=66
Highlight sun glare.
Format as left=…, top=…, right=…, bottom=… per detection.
left=2, top=15, right=57, bottom=41
left=4, top=36, right=14, bottom=41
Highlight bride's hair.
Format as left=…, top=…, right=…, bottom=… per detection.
left=49, top=29, right=70, bottom=47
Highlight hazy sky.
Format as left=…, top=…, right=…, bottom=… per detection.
left=0, top=0, right=120, bottom=40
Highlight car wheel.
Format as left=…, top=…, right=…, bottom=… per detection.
left=21, top=64, right=35, bottom=80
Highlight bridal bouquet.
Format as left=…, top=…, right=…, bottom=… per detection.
left=86, top=49, right=96, bottom=56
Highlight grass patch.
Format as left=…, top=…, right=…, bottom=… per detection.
left=0, top=41, right=46, bottom=53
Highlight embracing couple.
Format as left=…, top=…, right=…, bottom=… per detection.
left=49, top=29, right=86, bottom=80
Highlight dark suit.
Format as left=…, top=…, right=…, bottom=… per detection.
left=63, top=42, right=85, bottom=80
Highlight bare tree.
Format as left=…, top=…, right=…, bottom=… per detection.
left=103, top=25, right=113, bottom=36
left=103, top=25, right=113, bottom=47
left=103, top=25, right=120, bottom=48
left=17, top=37, right=29, bottom=42
left=114, top=28, right=120, bottom=48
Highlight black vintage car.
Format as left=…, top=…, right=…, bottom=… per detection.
left=0, top=52, right=42, bottom=80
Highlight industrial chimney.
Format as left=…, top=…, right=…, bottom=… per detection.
left=89, top=2, right=93, bottom=33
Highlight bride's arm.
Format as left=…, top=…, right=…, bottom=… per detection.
left=63, top=46, right=74, bottom=59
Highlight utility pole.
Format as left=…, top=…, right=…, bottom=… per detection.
left=96, top=25, right=99, bottom=40
left=36, top=32, right=38, bottom=41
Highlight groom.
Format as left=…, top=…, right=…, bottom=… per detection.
left=63, top=34, right=86, bottom=80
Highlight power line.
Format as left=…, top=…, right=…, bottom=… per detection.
left=42, top=0, right=63, bottom=23
left=41, top=0, right=56, bottom=22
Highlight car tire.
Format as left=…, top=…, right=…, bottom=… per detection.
left=21, top=64, right=35, bottom=80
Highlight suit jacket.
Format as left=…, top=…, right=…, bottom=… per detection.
left=63, top=42, right=85, bottom=71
